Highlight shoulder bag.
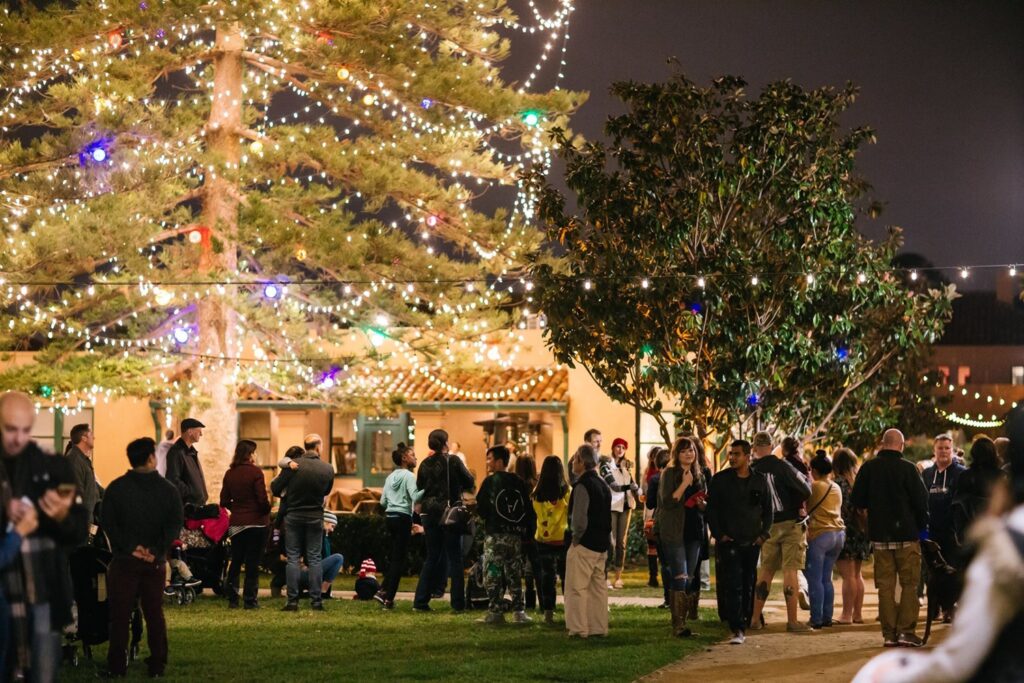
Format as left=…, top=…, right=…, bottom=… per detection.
left=440, top=454, right=471, bottom=532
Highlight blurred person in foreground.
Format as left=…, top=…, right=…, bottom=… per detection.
left=853, top=407, right=1024, bottom=683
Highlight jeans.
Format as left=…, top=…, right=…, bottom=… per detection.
left=806, top=530, right=845, bottom=626
left=301, top=554, right=343, bottom=592
left=382, top=514, right=412, bottom=601
left=537, top=542, right=567, bottom=611
left=413, top=516, right=465, bottom=610
left=716, top=541, right=761, bottom=632
left=608, top=509, right=632, bottom=572
left=873, top=542, right=922, bottom=641
left=285, top=515, right=324, bottom=605
left=522, top=539, right=541, bottom=609
left=226, top=526, right=268, bottom=605
left=662, top=539, right=702, bottom=592
left=107, top=556, right=167, bottom=677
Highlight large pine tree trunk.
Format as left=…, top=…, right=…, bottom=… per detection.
left=195, top=24, right=244, bottom=496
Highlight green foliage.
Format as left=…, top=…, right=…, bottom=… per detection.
left=329, top=512, right=425, bottom=573
left=528, top=74, right=954, bottom=446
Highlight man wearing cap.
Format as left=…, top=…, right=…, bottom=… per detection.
left=271, top=442, right=334, bottom=611
left=164, top=418, right=208, bottom=507
left=600, top=437, right=639, bottom=589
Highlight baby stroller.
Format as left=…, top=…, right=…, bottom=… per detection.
left=165, top=505, right=229, bottom=605
left=64, top=530, right=142, bottom=665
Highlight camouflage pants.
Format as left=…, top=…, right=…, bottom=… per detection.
left=484, top=533, right=525, bottom=614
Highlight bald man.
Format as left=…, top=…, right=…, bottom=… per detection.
left=0, top=391, right=88, bottom=680
left=851, top=428, right=929, bottom=648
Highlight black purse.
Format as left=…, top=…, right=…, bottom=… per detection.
left=440, top=455, right=470, bottom=532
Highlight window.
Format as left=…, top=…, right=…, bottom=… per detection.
left=32, top=409, right=94, bottom=455
left=1013, top=366, right=1024, bottom=386
left=238, top=411, right=273, bottom=467
left=330, top=412, right=358, bottom=476
left=637, top=411, right=676, bottom=474
left=957, top=366, right=971, bottom=386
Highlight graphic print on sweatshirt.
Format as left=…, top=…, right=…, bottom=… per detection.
left=495, top=487, right=527, bottom=525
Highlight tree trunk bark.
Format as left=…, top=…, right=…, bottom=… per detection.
left=195, top=24, right=244, bottom=497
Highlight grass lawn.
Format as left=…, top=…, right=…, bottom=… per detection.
left=59, top=595, right=725, bottom=681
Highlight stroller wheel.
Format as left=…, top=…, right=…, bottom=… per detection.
left=176, top=589, right=186, bottom=606
left=183, top=587, right=196, bottom=605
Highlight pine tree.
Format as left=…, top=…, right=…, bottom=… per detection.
left=0, top=0, right=581, bottom=477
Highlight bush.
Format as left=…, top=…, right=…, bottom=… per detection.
left=328, top=513, right=425, bottom=574
left=626, top=509, right=649, bottom=564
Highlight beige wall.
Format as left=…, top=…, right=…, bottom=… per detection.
left=93, top=397, right=157, bottom=487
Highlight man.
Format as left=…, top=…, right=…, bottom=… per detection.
left=65, top=423, right=101, bottom=529
left=297, top=512, right=344, bottom=600
left=154, top=429, right=175, bottom=477
left=564, top=444, right=611, bottom=639
left=475, top=444, right=535, bottom=624
left=707, top=439, right=773, bottom=645
left=101, top=437, right=183, bottom=678
left=994, top=436, right=1010, bottom=472
left=271, top=443, right=334, bottom=611
left=921, top=434, right=965, bottom=569
left=164, top=418, right=208, bottom=507
left=851, top=428, right=929, bottom=648
left=0, top=391, right=87, bottom=681
left=748, top=431, right=812, bottom=632
left=600, top=437, right=639, bottom=589
left=304, top=432, right=323, bottom=456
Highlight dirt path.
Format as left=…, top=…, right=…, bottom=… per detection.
left=640, top=584, right=949, bottom=683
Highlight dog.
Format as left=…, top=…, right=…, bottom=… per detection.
left=920, top=539, right=964, bottom=644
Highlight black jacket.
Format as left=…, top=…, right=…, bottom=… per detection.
left=416, top=453, right=475, bottom=519
left=164, top=438, right=208, bottom=507
left=569, top=469, right=612, bottom=553
left=751, top=454, right=811, bottom=522
left=706, top=468, right=773, bottom=545
left=270, top=451, right=334, bottom=520
left=102, top=470, right=183, bottom=561
left=476, top=471, right=535, bottom=536
left=851, top=449, right=929, bottom=543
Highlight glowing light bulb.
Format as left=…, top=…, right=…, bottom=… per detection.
left=960, top=268, right=969, bottom=279
left=641, top=278, right=649, bottom=289
left=375, top=314, right=389, bottom=327
left=426, top=214, right=439, bottom=227
left=697, top=276, right=705, bottom=289
left=337, top=67, right=350, bottom=80
left=173, top=327, right=190, bottom=344
left=520, top=109, right=542, bottom=127
left=263, top=283, right=280, bottom=300
left=806, top=273, right=814, bottom=284
left=1011, top=266, right=1018, bottom=277
left=153, top=289, right=173, bottom=306
left=91, top=147, right=107, bottom=162
left=750, top=276, right=759, bottom=286
left=362, top=93, right=376, bottom=106
left=188, top=229, right=203, bottom=244
left=583, top=280, right=592, bottom=290
left=250, top=139, right=264, bottom=154
left=421, top=97, right=434, bottom=109
left=910, top=270, right=919, bottom=281
left=857, top=272, right=867, bottom=284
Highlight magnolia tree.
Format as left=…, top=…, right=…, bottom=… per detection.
left=0, top=0, right=581, bottom=478
left=528, top=74, right=954, bottom=452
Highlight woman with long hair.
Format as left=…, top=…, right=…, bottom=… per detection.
left=805, top=453, right=845, bottom=629
left=656, top=436, right=707, bottom=636
left=644, top=447, right=671, bottom=605
left=532, top=455, right=572, bottom=623
left=220, top=440, right=271, bottom=609
left=952, top=437, right=1005, bottom=549
left=688, top=436, right=712, bottom=614
left=833, top=447, right=869, bottom=624
left=513, top=455, right=541, bottom=610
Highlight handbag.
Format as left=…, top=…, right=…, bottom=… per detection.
left=440, top=454, right=470, bottom=532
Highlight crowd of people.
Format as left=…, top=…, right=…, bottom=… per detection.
left=0, top=383, right=1022, bottom=681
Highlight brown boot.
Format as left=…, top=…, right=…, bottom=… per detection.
left=687, top=591, right=699, bottom=620
left=671, top=590, right=692, bottom=637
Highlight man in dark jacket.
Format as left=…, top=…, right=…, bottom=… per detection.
left=65, top=423, right=101, bottom=530
left=0, top=391, right=88, bottom=681
left=749, top=431, right=812, bottom=632
left=852, top=428, right=929, bottom=648
left=271, top=448, right=334, bottom=611
left=101, top=437, right=183, bottom=678
left=475, top=445, right=536, bottom=625
left=707, top=439, right=773, bottom=645
left=564, top=444, right=612, bottom=638
left=922, top=433, right=965, bottom=569
left=164, top=418, right=208, bottom=507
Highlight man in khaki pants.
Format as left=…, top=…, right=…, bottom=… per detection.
left=851, top=429, right=929, bottom=648
left=565, top=444, right=612, bottom=638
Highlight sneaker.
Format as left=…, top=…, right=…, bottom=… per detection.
left=806, top=621, right=822, bottom=630
left=382, top=600, right=395, bottom=610
left=281, top=603, right=298, bottom=612
left=476, top=612, right=506, bottom=625
left=162, top=585, right=177, bottom=597
left=182, top=577, right=202, bottom=588
left=883, top=639, right=900, bottom=648
left=311, top=602, right=325, bottom=611
left=513, top=611, right=532, bottom=624
left=798, top=588, right=810, bottom=611
left=373, top=592, right=387, bottom=607
left=607, top=582, right=615, bottom=590
left=898, top=633, right=924, bottom=648
left=729, top=631, right=746, bottom=645
left=786, top=621, right=812, bottom=633
left=412, top=605, right=432, bottom=612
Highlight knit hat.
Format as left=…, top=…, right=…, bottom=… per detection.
left=359, top=558, right=377, bottom=577
left=612, top=437, right=628, bottom=450
left=323, top=512, right=338, bottom=526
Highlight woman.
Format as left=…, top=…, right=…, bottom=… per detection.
left=602, top=439, right=639, bottom=589
left=644, top=447, right=671, bottom=606
left=833, top=447, right=870, bottom=624
left=656, top=437, right=706, bottom=637
left=953, top=437, right=1005, bottom=548
left=412, top=429, right=475, bottom=612
left=532, top=455, right=572, bottom=624
left=642, top=446, right=664, bottom=589
left=513, top=455, right=542, bottom=610
left=220, top=440, right=271, bottom=609
left=689, top=436, right=713, bottom=605
left=782, top=436, right=810, bottom=479
left=805, top=453, right=845, bottom=629
left=377, top=442, right=423, bottom=609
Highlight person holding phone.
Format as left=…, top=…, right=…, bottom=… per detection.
left=0, top=391, right=88, bottom=681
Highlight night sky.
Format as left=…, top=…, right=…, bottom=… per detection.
left=522, top=1, right=1024, bottom=290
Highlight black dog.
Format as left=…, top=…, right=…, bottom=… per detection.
left=921, top=539, right=963, bottom=644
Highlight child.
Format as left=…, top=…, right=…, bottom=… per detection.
left=354, top=559, right=380, bottom=600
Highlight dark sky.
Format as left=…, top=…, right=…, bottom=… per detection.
left=524, top=0, right=1024, bottom=290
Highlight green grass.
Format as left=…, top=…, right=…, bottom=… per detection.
left=60, top=596, right=725, bottom=681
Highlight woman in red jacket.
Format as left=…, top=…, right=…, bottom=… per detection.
left=220, top=440, right=271, bottom=608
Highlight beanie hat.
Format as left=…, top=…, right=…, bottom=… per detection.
left=323, top=511, right=338, bottom=526
left=359, top=558, right=377, bottom=577
left=612, top=437, right=628, bottom=450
